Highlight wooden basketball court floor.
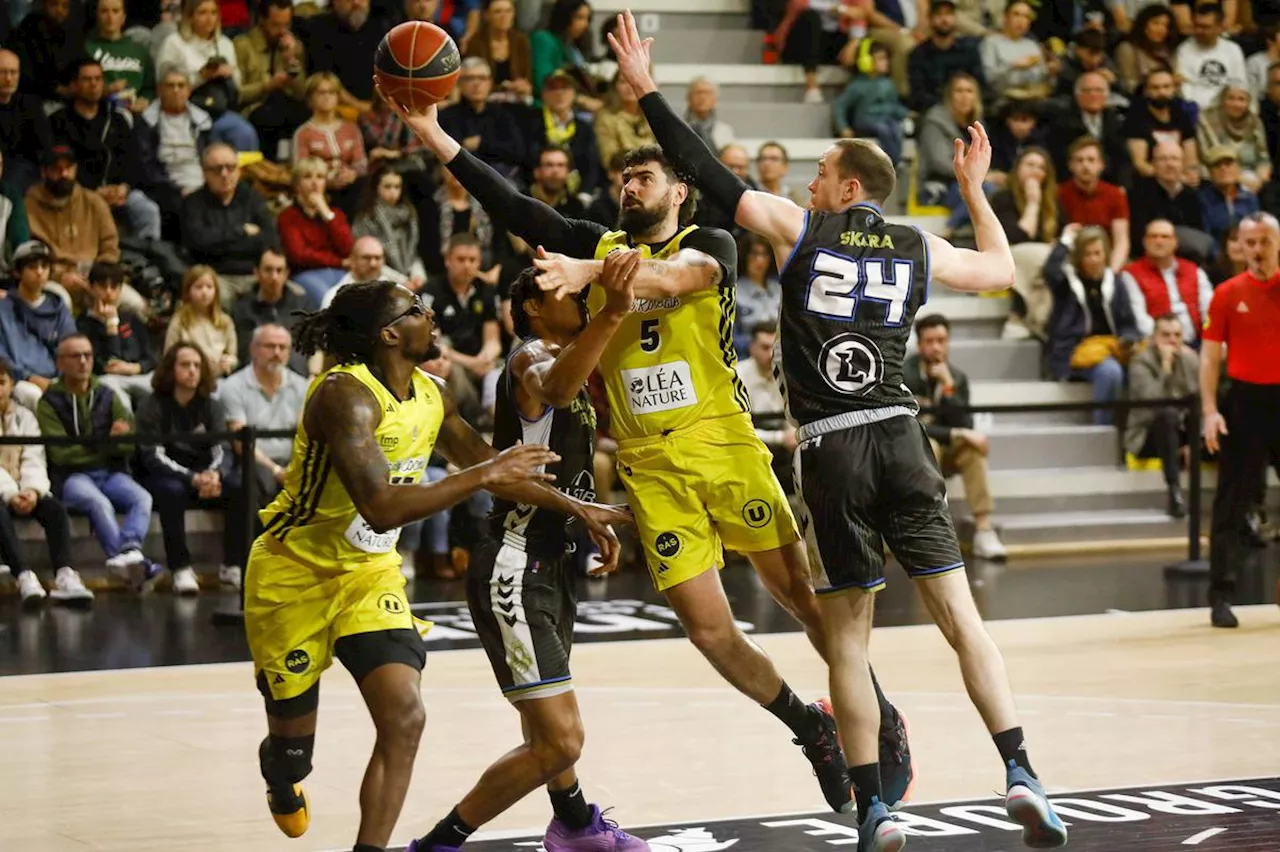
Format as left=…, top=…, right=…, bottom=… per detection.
left=2, top=605, right=1278, bottom=851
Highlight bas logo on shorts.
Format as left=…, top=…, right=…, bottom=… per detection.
left=742, top=499, right=772, bottom=529
left=656, top=532, right=680, bottom=558
left=285, top=649, right=311, bottom=674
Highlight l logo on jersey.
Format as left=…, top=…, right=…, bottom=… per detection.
left=818, top=332, right=883, bottom=395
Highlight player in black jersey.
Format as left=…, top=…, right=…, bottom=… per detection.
left=411, top=253, right=647, bottom=852
left=609, top=11, right=1067, bottom=852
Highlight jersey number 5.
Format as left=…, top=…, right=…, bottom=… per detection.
left=804, top=250, right=913, bottom=326
left=639, top=318, right=661, bottom=352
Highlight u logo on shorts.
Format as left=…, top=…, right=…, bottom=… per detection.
left=379, top=593, right=406, bottom=615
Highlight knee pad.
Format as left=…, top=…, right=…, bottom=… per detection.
left=259, top=734, right=315, bottom=787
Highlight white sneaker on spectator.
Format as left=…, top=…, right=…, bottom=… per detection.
left=50, top=567, right=95, bottom=605
left=218, top=564, right=242, bottom=589
left=172, top=567, right=201, bottom=595
left=973, top=528, right=1008, bottom=561
left=15, top=570, right=47, bottom=608
left=802, top=87, right=824, bottom=104
left=0, top=563, right=10, bottom=578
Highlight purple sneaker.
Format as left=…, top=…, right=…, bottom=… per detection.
left=544, top=804, right=649, bottom=851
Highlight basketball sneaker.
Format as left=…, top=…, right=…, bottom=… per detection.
left=406, top=842, right=459, bottom=852
left=796, top=699, right=853, bottom=813
left=879, top=706, right=916, bottom=809
left=1004, top=766, right=1068, bottom=848
left=267, top=782, right=309, bottom=838
left=858, top=801, right=906, bottom=852
left=543, top=804, right=650, bottom=851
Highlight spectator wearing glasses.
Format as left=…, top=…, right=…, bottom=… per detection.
left=0, top=357, right=93, bottom=608
left=181, top=142, right=280, bottom=310
left=292, top=71, right=368, bottom=215
left=439, top=57, right=526, bottom=183
left=37, top=334, right=162, bottom=591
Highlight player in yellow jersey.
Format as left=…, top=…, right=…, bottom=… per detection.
left=386, top=94, right=915, bottom=815
left=245, top=280, right=630, bottom=852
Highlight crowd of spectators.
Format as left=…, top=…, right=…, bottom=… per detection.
left=1, top=0, right=1274, bottom=603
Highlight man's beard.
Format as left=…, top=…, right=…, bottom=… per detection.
left=619, top=193, right=672, bottom=235
left=345, top=8, right=369, bottom=28
left=1148, top=96, right=1172, bottom=109
left=414, top=340, right=443, bottom=363
left=46, top=178, right=74, bottom=198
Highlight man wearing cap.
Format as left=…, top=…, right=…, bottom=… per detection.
left=519, top=68, right=601, bottom=196
left=907, top=0, right=987, bottom=114
left=23, top=144, right=124, bottom=310
left=1199, top=145, right=1260, bottom=245
left=0, top=240, right=76, bottom=411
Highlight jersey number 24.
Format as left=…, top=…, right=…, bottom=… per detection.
left=804, top=250, right=914, bottom=326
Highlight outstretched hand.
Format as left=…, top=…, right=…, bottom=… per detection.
left=606, top=11, right=658, bottom=97
left=600, top=248, right=640, bottom=315
left=480, top=443, right=560, bottom=488
left=533, top=246, right=595, bottom=298
left=953, top=122, right=992, bottom=197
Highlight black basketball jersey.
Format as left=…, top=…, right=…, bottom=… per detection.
left=777, top=204, right=930, bottom=427
left=489, top=339, right=598, bottom=555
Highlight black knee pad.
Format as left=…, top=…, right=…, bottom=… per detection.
left=259, top=734, right=315, bottom=787
left=256, top=672, right=320, bottom=719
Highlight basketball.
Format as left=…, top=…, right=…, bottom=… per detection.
left=373, top=20, right=462, bottom=113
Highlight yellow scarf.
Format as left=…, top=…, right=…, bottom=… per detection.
left=543, top=106, right=576, bottom=146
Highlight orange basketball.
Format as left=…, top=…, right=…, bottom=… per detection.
left=373, top=21, right=462, bottom=113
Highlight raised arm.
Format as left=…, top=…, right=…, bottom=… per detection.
left=607, top=12, right=806, bottom=255
left=924, top=123, right=1016, bottom=293
left=515, top=250, right=638, bottom=409
left=308, top=372, right=557, bottom=533
left=532, top=243, right=724, bottom=300
left=381, top=95, right=600, bottom=255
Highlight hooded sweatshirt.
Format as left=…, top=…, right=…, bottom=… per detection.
left=0, top=288, right=77, bottom=382
left=0, top=401, right=52, bottom=502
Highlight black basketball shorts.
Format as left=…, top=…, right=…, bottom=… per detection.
left=466, top=536, right=577, bottom=702
left=795, top=414, right=965, bottom=594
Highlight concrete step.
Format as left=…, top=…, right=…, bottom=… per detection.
left=649, top=28, right=763, bottom=65
left=985, top=424, right=1120, bottom=470
left=918, top=294, right=1008, bottom=340
left=986, top=508, right=1187, bottom=545
left=948, top=339, right=1042, bottom=381
left=659, top=65, right=850, bottom=106
left=966, top=380, right=1093, bottom=425
left=715, top=102, right=834, bottom=141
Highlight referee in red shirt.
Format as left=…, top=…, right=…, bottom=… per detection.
left=1200, top=211, right=1280, bottom=628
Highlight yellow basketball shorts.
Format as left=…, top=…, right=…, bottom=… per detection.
left=244, top=536, right=429, bottom=701
left=615, top=412, right=799, bottom=592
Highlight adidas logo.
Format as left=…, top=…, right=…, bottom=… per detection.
left=385, top=402, right=394, bottom=412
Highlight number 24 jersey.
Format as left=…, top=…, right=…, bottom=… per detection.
left=776, top=204, right=930, bottom=428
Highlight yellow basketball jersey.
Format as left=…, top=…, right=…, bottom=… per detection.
left=260, top=362, right=444, bottom=575
left=588, top=226, right=749, bottom=442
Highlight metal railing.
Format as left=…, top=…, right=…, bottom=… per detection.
left=0, top=394, right=1210, bottom=621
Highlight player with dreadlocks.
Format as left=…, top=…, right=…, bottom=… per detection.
left=243, top=280, right=631, bottom=852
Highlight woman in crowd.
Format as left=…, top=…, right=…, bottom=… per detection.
left=992, top=148, right=1063, bottom=341
left=1115, top=5, right=1178, bottom=96
left=1045, top=225, right=1142, bottom=426
left=164, top=266, right=237, bottom=378
left=292, top=71, right=368, bottom=215
left=531, top=0, right=602, bottom=108
left=1198, top=80, right=1273, bottom=192
left=278, top=156, right=354, bottom=304
left=594, top=70, right=656, bottom=170
left=918, top=72, right=982, bottom=209
left=733, top=234, right=781, bottom=359
left=136, top=343, right=240, bottom=595
left=352, top=163, right=426, bottom=285
left=466, top=0, right=534, bottom=102
left=156, top=0, right=259, bottom=151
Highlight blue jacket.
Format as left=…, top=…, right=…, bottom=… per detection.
left=1198, top=182, right=1260, bottom=245
left=1043, top=242, right=1141, bottom=381
left=0, top=290, right=76, bottom=381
